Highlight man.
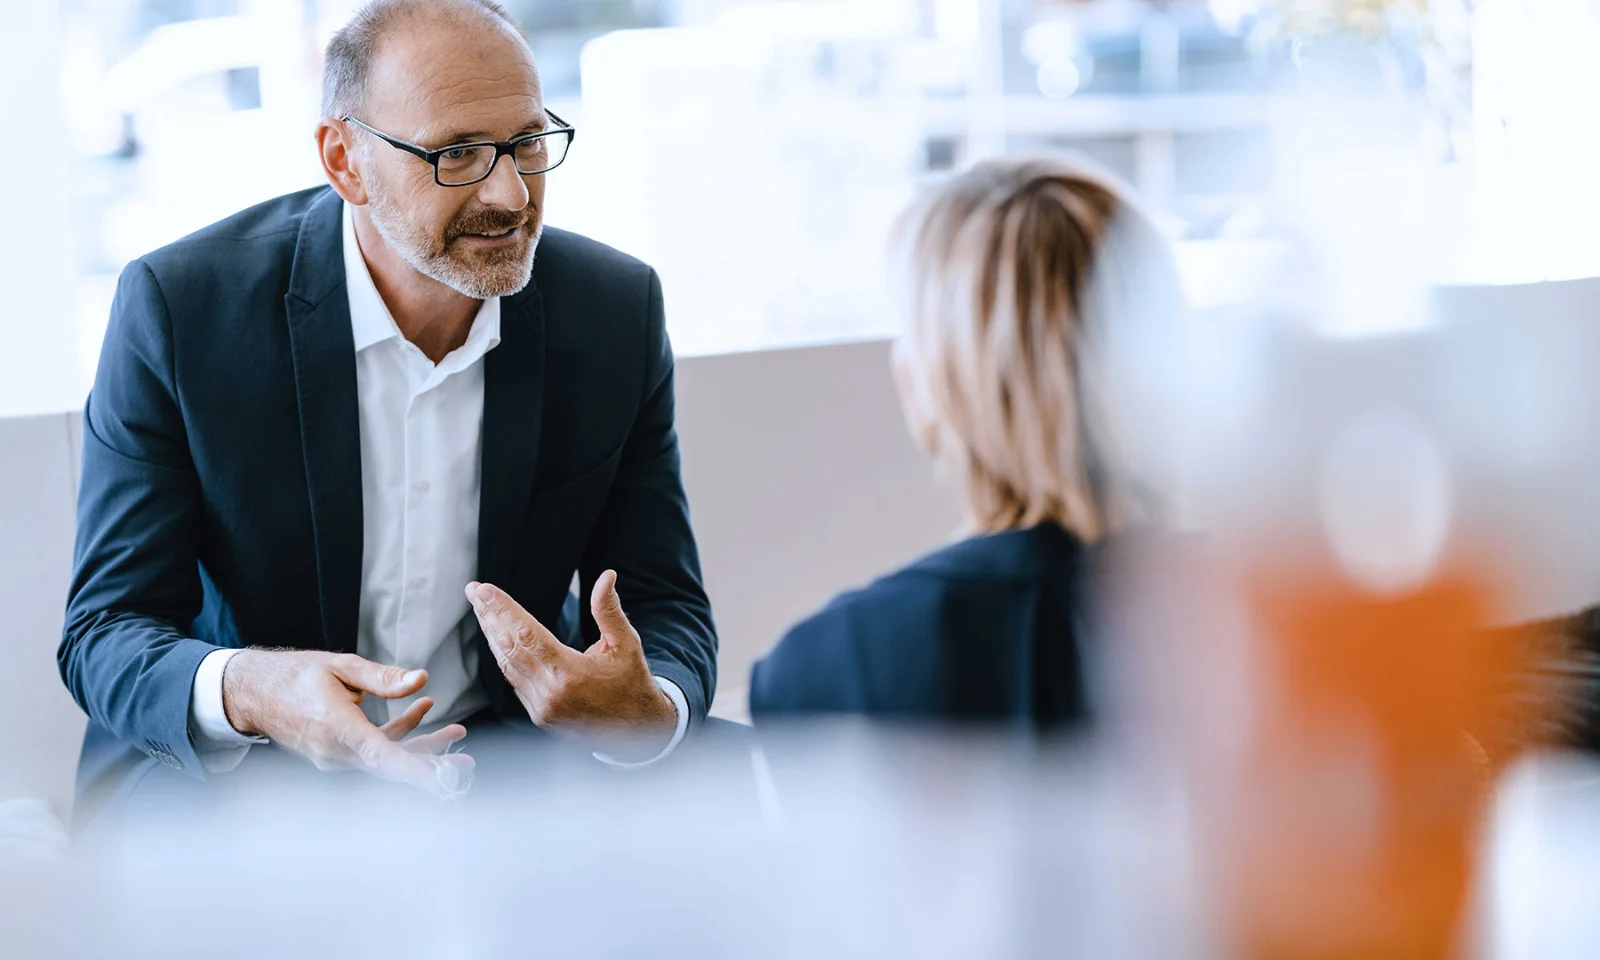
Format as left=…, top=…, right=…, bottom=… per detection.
left=58, top=0, right=716, bottom=821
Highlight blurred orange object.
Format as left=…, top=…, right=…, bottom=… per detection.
left=1211, top=555, right=1538, bottom=959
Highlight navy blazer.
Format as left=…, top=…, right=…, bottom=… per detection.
left=60, top=186, right=717, bottom=811
left=749, top=524, right=1091, bottom=725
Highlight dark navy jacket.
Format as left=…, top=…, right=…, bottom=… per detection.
left=59, top=186, right=717, bottom=815
left=748, top=524, right=1091, bottom=725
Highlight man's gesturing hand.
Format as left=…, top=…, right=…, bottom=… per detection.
left=222, top=649, right=473, bottom=794
left=465, top=571, right=678, bottom=759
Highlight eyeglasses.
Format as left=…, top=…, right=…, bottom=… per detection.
left=341, top=110, right=576, bottom=187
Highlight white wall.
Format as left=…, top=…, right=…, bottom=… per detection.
left=0, top=414, right=86, bottom=816
left=0, top=0, right=78, bottom=418
left=0, top=338, right=958, bottom=815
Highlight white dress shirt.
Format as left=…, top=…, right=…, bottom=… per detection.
left=187, top=202, right=687, bottom=772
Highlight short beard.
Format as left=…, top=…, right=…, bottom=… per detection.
left=365, top=176, right=541, bottom=299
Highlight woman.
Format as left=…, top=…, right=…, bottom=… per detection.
left=748, top=154, right=1182, bottom=726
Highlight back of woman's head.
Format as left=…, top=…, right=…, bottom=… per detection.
left=891, top=154, right=1179, bottom=541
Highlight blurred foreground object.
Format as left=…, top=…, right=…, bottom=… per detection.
left=1102, top=540, right=1576, bottom=957
left=5, top=720, right=1600, bottom=957
left=1225, top=556, right=1533, bottom=957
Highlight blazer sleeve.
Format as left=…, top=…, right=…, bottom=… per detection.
left=578, top=267, right=718, bottom=725
left=58, top=259, right=219, bottom=778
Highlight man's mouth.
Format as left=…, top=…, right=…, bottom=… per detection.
left=455, top=224, right=524, bottom=246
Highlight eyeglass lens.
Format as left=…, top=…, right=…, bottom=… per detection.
left=435, top=134, right=569, bottom=185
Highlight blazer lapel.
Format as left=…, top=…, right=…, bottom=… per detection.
left=284, top=189, right=363, bottom=654
left=475, top=282, right=546, bottom=711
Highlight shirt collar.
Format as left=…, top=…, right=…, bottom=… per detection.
left=341, top=201, right=502, bottom=365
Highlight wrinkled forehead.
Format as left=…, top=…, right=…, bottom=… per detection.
left=364, top=16, right=543, bottom=145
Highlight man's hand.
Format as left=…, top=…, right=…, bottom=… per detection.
left=465, top=571, right=678, bottom=760
left=222, top=649, right=474, bottom=795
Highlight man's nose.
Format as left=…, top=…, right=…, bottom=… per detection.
left=474, top=151, right=530, bottom=210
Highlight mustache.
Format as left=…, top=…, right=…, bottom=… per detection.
left=446, top=207, right=535, bottom=242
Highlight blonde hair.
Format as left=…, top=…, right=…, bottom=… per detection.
left=891, top=154, right=1169, bottom=541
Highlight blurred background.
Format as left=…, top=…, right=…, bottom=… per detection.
left=17, top=0, right=1575, bottom=406
left=47, top=0, right=1298, bottom=367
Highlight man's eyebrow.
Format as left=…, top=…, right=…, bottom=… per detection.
left=429, top=119, right=549, bottom=145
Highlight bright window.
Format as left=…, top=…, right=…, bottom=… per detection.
left=21, top=0, right=1482, bottom=416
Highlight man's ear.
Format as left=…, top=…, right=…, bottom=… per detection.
left=316, top=118, right=369, bottom=206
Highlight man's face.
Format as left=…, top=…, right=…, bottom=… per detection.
left=355, top=18, right=547, bottom=298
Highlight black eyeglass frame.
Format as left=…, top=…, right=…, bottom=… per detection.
left=341, top=110, right=576, bottom=186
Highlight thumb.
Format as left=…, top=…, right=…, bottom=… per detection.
left=331, top=655, right=427, bottom=699
left=589, top=570, right=639, bottom=648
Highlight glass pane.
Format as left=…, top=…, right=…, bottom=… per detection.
left=435, top=144, right=495, bottom=184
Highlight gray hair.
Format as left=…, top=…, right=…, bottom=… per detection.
left=322, top=0, right=523, bottom=119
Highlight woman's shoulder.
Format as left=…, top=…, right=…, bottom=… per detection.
left=897, top=523, right=1088, bottom=583
left=750, top=528, right=1084, bottom=697
left=751, top=527, right=1103, bottom=717
left=788, top=524, right=1088, bottom=634
left=748, top=569, right=967, bottom=716
left=749, top=524, right=1191, bottom=716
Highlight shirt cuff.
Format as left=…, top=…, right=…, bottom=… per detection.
left=189, top=648, right=267, bottom=773
left=593, top=676, right=690, bottom=769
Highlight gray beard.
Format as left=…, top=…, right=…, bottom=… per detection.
left=366, top=190, right=540, bottom=299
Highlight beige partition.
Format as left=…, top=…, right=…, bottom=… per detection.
left=674, top=338, right=961, bottom=718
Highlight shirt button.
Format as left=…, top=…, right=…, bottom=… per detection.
left=409, top=576, right=428, bottom=591
left=413, top=480, right=431, bottom=496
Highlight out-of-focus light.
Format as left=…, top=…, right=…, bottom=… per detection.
left=59, top=31, right=120, bottom=155
left=102, top=18, right=265, bottom=111
left=1208, top=0, right=1261, bottom=37
left=1037, top=59, right=1082, bottom=99
left=1270, top=64, right=1434, bottom=338
left=1021, top=18, right=1077, bottom=66
left=1472, top=0, right=1600, bottom=283
left=1317, top=412, right=1453, bottom=594
left=714, top=0, right=918, bottom=41
left=932, top=0, right=979, bottom=46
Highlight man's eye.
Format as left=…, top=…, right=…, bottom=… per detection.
left=444, top=147, right=470, bottom=160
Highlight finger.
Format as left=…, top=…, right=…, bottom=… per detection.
left=402, top=724, right=467, bottom=755
left=338, top=720, right=447, bottom=794
left=466, top=582, right=569, bottom=670
left=430, top=753, right=476, bottom=797
left=465, top=581, right=543, bottom=678
left=589, top=570, right=641, bottom=651
left=330, top=655, right=427, bottom=700
left=379, top=697, right=433, bottom=741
